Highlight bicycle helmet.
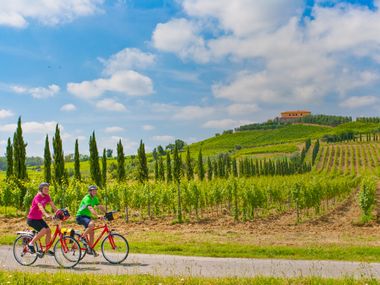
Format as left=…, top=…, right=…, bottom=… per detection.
left=55, top=209, right=70, bottom=221
left=88, top=185, right=98, bottom=191
left=39, top=182, right=50, bottom=191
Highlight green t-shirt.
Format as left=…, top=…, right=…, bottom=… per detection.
left=76, top=194, right=100, bottom=217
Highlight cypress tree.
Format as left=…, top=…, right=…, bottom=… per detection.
left=154, top=159, right=159, bottom=181
left=185, top=147, right=194, bottom=180
left=89, top=131, right=101, bottom=187
left=6, top=138, right=13, bottom=179
left=207, top=157, right=213, bottom=180
left=102, top=148, right=107, bottom=188
left=13, top=117, right=27, bottom=180
left=43, top=135, right=52, bottom=183
left=312, top=139, right=320, bottom=165
left=198, top=149, right=205, bottom=181
left=158, top=156, right=165, bottom=181
left=166, top=152, right=172, bottom=182
left=137, top=140, right=148, bottom=183
left=173, top=144, right=182, bottom=223
left=116, top=140, right=126, bottom=182
left=74, top=139, right=81, bottom=181
left=53, top=124, right=65, bottom=185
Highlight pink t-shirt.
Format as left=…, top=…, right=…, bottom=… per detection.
left=27, top=193, right=52, bottom=220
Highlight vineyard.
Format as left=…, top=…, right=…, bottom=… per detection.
left=314, top=142, right=380, bottom=175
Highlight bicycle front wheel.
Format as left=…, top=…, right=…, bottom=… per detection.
left=101, top=233, right=129, bottom=264
left=13, top=234, right=38, bottom=266
left=73, top=232, right=87, bottom=261
left=54, top=235, right=81, bottom=268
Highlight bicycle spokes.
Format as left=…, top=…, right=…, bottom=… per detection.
left=101, top=233, right=129, bottom=264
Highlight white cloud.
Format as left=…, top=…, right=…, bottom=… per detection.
left=0, top=109, right=14, bottom=119
left=100, top=48, right=155, bottom=76
left=0, top=0, right=104, bottom=28
left=226, top=103, right=260, bottom=116
left=142, top=124, right=155, bottom=131
left=182, top=0, right=303, bottom=36
left=105, top=126, right=124, bottom=133
left=340, top=96, right=379, bottom=109
left=67, top=70, right=154, bottom=99
left=96, top=98, right=126, bottom=112
left=173, top=105, right=215, bottom=120
left=202, top=119, right=250, bottom=129
left=60, top=104, right=77, bottom=112
left=0, top=121, right=58, bottom=133
left=152, top=18, right=209, bottom=63
left=11, top=84, right=60, bottom=99
left=152, top=135, right=175, bottom=143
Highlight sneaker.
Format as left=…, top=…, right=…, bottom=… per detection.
left=46, top=250, right=55, bottom=256
left=27, top=244, right=35, bottom=254
left=86, top=248, right=99, bottom=257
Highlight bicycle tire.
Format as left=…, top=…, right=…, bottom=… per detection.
left=13, top=234, right=38, bottom=266
left=101, top=233, right=129, bottom=264
left=53, top=235, right=81, bottom=268
left=73, top=232, right=87, bottom=261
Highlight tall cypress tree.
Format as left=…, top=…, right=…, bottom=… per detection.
left=154, top=159, right=159, bottom=181
left=198, top=149, right=205, bottom=181
left=173, top=144, right=182, bottom=222
left=166, top=152, right=172, bottom=182
left=102, top=148, right=107, bottom=188
left=43, top=135, right=52, bottom=183
left=53, top=124, right=65, bottom=185
left=13, top=117, right=27, bottom=180
left=74, top=139, right=81, bottom=181
left=185, top=147, right=194, bottom=180
left=158, top=156, right=165, bottom=181
left=117, top=140, right=125, bottom=182
left=207, top=157, right=213, bottom=181
left=6, top=138, right=13, bottom=179
left=137, top=140, right=148, bottom=183
left=117, top=140, right=126, bottom=182
left=89, top=131, right=101, bottom=187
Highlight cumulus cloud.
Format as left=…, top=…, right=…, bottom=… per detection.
left=96, top=98, right=126, bottom=111
left=100, top=48, right=155, bottom=76
left=105, top=126, right=124, bottom=133
left=227, top=104, right=260, bottom=116
left=0, top=109, right=14, bottom=119
left=340, top=96, right=379, bottom=109
left=143, top=124, right=155, bottom=131
left=67, top=70, right=153, bottom=99
left=11, top=84, right=60, bottom=99
left=60, top=104, right=77, bottom=112
left=202, top=119, right=250, bottom=129
left=0, top=121, right=58, bottom=133
left=0, top=0, right=104, bottom=28
left=152, top=135, right=175, bottom=143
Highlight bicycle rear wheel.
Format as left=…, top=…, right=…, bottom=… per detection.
left=54, top=235, right=81, bottom=268
left=101, top=233, right=129, bottom=264
left=13, top=234, right=38, bottom=266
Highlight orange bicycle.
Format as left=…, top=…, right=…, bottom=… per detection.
left=75, top=211, right=129, bottom=264
left=13, top=209, right=82, bottom=268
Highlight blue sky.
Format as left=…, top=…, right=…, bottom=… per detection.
left=0, top=0, right=379, bottom=156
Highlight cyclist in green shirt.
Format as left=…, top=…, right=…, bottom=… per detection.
left=76, top=185, right=106, bottom=255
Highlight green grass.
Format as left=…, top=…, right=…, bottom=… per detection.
left=0, top=271, right=378, bottom=284
left=331, top=121, right=380, bottom=134
left=233, top=143, right=299, bottom=157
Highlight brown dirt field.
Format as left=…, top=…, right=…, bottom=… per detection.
left=3, top=191, right=380, bottom=248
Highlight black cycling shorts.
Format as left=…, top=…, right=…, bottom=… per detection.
left=27, top=219, right=49, bottom=232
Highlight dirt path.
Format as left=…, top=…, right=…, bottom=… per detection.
left=2, top=246, right=380, bottom=278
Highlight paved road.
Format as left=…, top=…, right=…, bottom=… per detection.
left=2, top=246, right=380, bottom=278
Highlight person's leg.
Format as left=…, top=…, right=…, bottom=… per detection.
left=82, top=220, right=95, bottom=247
left=45, top=227, right=51, bottom=247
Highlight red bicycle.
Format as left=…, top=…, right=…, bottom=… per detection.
left=75, top=211, right=129, bottom=264
left=13, top=209, right=82, bottom=268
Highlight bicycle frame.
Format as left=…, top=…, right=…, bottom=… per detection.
left=84, top=222, right=117, bottom=250
left=35, top=221, right=71, bottom=254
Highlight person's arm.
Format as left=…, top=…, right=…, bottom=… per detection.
left=49, top=201, right=58, bottom=213
left=37, top=203, right=51, bottom=219
left=87, top=206, right=101, bottom=218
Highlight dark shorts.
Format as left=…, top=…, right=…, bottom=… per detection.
left=76, top=215, right=92, bottom=228
left=27, top=219, right=49, bottom=232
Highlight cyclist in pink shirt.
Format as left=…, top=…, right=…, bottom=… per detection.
left=27, top=182, right=58, bottom=255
